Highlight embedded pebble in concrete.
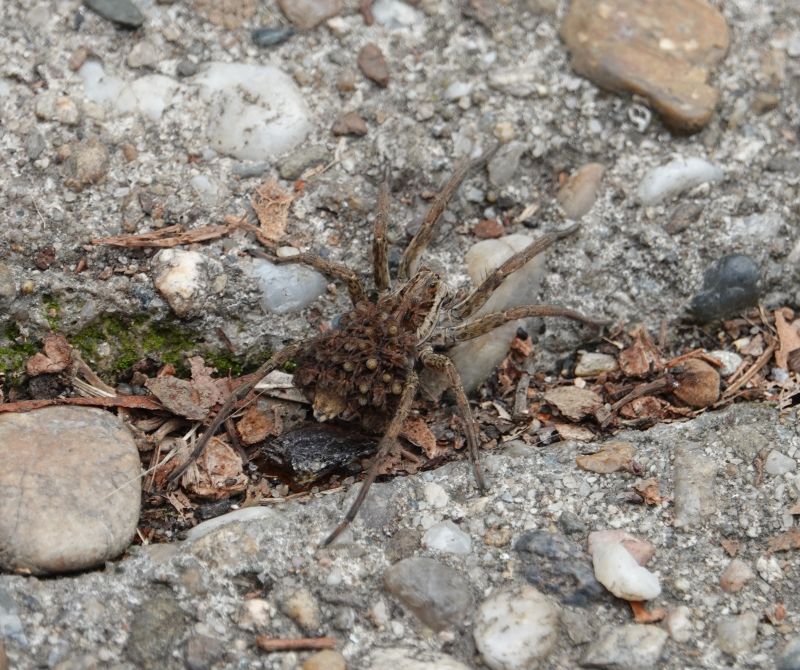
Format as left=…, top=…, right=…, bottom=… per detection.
left=716, top=611, right=759, bottom=655
left=278, top=0, right=343, bottom=30
left=574, top=352, right=619, bottom=377
left=251, top=26, right=295, bottom=48
left=79, top=60, right=179, bottom=122
left=34, top=91, right=80, bottom=125
left=591, top=541, right=661, bottom=601
left=244, top=257, right=326, bottom=315
left=708, top=349, right=743, bottom=376
left=372, top=0, right=424, bottom=29
left=0, top=263, right=16, bottom=305
left=278, top=588, right=321, bottom=632
left=193, top=63, right=312, bottom=160
left=778, top=638, right=800, bottom=670
left=473, top=585, right=559, bottom=670
left=422, top=520, right=472, bottom=555
left=365, top=647, right=470, bottom=670
left=303, top=649, right=346, bottom=670
left=427, top=234, right=544, bottom=395
left=487, top=141, right=526, bottom=187
left=582, top=624, right=669, bottom=669
left=556, top=163, right=605, bottom=220
left=125, top=595, right=190, bottom=668
left=720, top=558, right=755, bottom=593
left=383, top=557, right=473, bottom=631
left=673, top=445, right=717, bottom=528
left=666, top=606, right=693, bottom=643
left=756, top=554, right=784, bottom=583
left=514, top=530, right=605, bottom=606
left=561, top=0, right=729, bottom=131
left=764, top=450, right=797, bottom=476
left=151, top=249, right=227, bottom=318
left=636, top=156, right=723, bottom=205
left=689, top=254, right=761, bottom=323
left=587, top=530, right=655, bottom=566
left=0, top=407, right=141, bottom=575
left=278, top=145, right=331, bottom=180
left=85, top=0, right=144, bottom=27
left=63, top=138, right=109, bottom=191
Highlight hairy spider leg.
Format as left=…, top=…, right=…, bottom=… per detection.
left=451, top=224, right=582, bottom=320
left=323, top=370, right=419, bottom=546
left=398, top=145, right=497, bottom=281
left=372, top=168, right=392, bottom=292
left=268, top=251, right=368, bottom=307
left=419, top=347, right=486, bottom=493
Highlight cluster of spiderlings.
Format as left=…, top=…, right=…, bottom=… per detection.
left=293, top=296, right=418, bottom=417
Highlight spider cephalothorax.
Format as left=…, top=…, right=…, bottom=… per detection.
left=169, top=148, right=605, bottom=544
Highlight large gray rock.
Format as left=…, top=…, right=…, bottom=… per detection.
left=0, top=406, right=141, bottom=575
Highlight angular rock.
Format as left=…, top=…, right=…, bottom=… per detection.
left=473, top=586, right=559, bottom=670
left=383, top=557, right=473, bottom=631
left=764, top=450, right=797, bottom=476
left=561, top=0, right=730, bottom=131
left=577, top=442, right=635, bottom=474
left=358, top=43, right=390, bottom=87
left=716, top=611, right=759, bottom=655
left=544, top=386, right=602, bottom=421
left=689, top=254, right=761, bottom=323
left=719, top=558, right=755, bottom=593
left=515, top=530, right=605, bottom=606
left=151, top=249, right=227, bottom=318
left=672, top=445, right=716, bottom=528
left=332, top=110, right=368, bottom=136
left=575, top=352, right=618, bottom=377
left=487, top=142, right=526, bottom=187
left=0, top=406, right=141, bottom=575
left=125, top=595, right=190, bottom=667
left=85, top=0, right=144, bottom=27
left=34, top=91, right=80, bottom=125
left=279, top=0, right=342, bottom=30
left=422, top=520, right=472, bottom=555
left=63, top=138, right=110, bottom=191
left=581, top=624, right=668, bottom=669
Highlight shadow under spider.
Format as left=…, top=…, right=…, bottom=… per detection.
left=168, top=146, right=607, bottom=545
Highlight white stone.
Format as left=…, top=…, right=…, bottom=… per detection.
left=79, top=60, right=178, bottom=122
left=372, top=0, right=424, bottom=29
left=422, top=234, right=544, bottom=397
left=444, top=81, right=473, bottom=100
left=574, top=352, right=619, bottom=377
left=193, top=62, right=312, bottom=161
left=245, top=257, right=326, bottom=314
left=756, top=554, right=784, bottom=583
left=423, top=482, right=449, bottom=509
left=764, top=450, right=797, bottom=476
left=238, top=598, right=271, bottom=630
left=152, top=249, right=227, bottom=318
left=592, top=542, right=661, bottom=601
left=190, top=174, right=223, bottom=205
left=473, top=585, right=559, bottom=670
left=367, top=647, right=470, bottom=670
left=666, top=606, right=692, bottom=642
left=636, top=156, right=723, bottom=205
left=708, top=350, right=743, bottom=377
left=423, top=521, right=472, bottom=555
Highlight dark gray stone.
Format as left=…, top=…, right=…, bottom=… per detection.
left=125, top=595, right=190, bottom=667
left=689, top=254, right=761, bottom=323
left=777, top=637, right=800, bottom=670
left=383, top=557, right=473, bottom=631
left=251, top=26, right=295, bottom=48
left=515, top=530, right=605, bottom=606
left=84, top=0, right=144, bottom=27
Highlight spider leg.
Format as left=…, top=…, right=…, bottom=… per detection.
left=251, top=248, right=368, bottom=307
left=442, top=305, right=609, bottom=345
left=166, top=342, right=303, bottom=486
left=398, top=145, right=497, bottom=280
left=372, top=167, right=392, bottom=292
left=322, top=370, right=419, bottom=546
left=452, top=224, right=581, bottom=319
left=419, top=348, right=487, bottom=494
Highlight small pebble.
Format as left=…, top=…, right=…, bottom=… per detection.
left=366, top=647, right=470, bottom=669
left=422, top=521, right=472, bottom=555
left=125, top=597, right=190, bottom=667
left=673, top=446, right=717, bottom=528
left=720, top=558, right=755, bottom=593
left=63, top=138, right=110, bottom=191
left=372, top=0, right=424, bottom=29
left=245, top=257, right=326, bottom=314
left=332, top=111, right=368, bottom=136
left=756, top=554, right=784, bottom=583
left=708, top=350, right=742, bottom=377
left=487, top=142, right=525, bottom=187
left=665, top=202, right=704, bottom=234
left=358, top=43, right=390, bottom=87
left=423, top=482, right=449, bottom=508
left=666, top=606, right=692, bottom=643
left=127, top=40, right=159, bottom=69
left=251, top=26, right=295, bottom=48
left=278, top=145, right=330, bottom=180
left=689, top=254, right=761, bottom=323
left=591, top=541, right=661, bottom=601
left=716, top=611, right=759, bottom=655
left=279, top=588, right=321, bottom=632
left=556, top=163, right=605, bottom=220
left=383, top=557, right=473, bottom=631
left=581, top=624, right=668, bottom=669
left=764, top=450, right=797, bottom=476
left=588, top=530, right=655, bottom=566
left=184, top=634, right=226, bottom=670
left=574, top=351, right=618, bottom=377
left=34, top=91, right=80, bottom=125
left=303, top=649, right=345, bottom=670
left=238, top=599, right=271, bottom=630
left=777, top=637, right=800, bottom=670
left=473, top=586, right=559, bottom=670
left=85, top=0, right=144, bottom=27
left=637, top=156, right=723, bottom=205
left=152, top=249, right=227, bottom=318
left=278, top=0, right=342, bottom=30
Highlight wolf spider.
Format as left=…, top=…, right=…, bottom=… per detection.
left=169, top=149, right=604, bottom=545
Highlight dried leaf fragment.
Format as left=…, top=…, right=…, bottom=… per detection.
left=775, top=310, right=800, bottom=369
left=145, top=357, right=225, bottom=420
left=633, top=477, right=663, bottom=505
left=401, top=417, right=446, bottom=459
left=182, top=437, right=247, bottom=500
left=26, top=334, right=73, bottom=376
left=236, top=405, right=276, bottom=445
left=576, top=441, right=635, bottom=474
left=767, top=528, right=800, bottom=553
left=251, top=179, right=295, bottom=242
left=671, top=358, right=720, bottom=408
left=543, top=385, right=602, bottom=421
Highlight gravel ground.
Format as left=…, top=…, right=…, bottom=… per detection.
left=1, top=0, right=799, bottom=668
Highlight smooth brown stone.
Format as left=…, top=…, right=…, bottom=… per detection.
left=278, top=0, right=342, bottom=31
left=561, top=0, right=730, bottom=132
left=331, top=110, right=368, bottom=136
left=358, top=43, right=390, bottom=87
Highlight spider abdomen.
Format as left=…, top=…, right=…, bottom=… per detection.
left=293, top=299, right=417, bottom=421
